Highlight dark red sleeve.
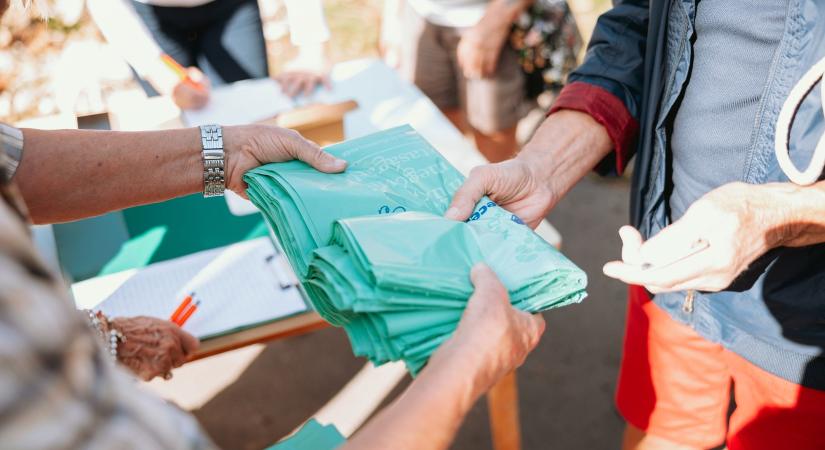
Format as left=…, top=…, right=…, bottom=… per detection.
left=548, top=81, right=639, bottom=175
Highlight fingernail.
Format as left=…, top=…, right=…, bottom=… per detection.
left=445, top=207, right=460, bottom=220
left=327, top=158, right=347, bottom=170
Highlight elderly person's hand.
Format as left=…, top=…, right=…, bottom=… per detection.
left=171, top=67, right=211, bottom=110
left=602, top=182, right=796, bottom=293
left=108, top=316, right=199, bottom=381
left=445, top=158, right=556, bottom=229
left=432, top=263, right=545, bottom=393
left=445, top=110, right=611, bottom=229
left=223, top=124, right=347, bottom=198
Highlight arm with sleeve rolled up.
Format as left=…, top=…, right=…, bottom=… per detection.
left=446, top=0, right=649, bottom=227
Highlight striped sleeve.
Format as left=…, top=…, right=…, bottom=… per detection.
left=0, top=124, right=23, bottom=183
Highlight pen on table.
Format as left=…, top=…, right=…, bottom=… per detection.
left=160, top=54, right=206, bottom=92
left=176, top=300, right=200, bottom=327
left=170, top=293, right=199, bottom=326
left=170, top=293, right=192, bottom=322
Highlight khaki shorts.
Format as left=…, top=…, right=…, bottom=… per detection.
left=399, top=7, right=526, bottom=134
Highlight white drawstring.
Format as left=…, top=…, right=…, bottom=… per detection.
left=774, top=55, right=825, bottom=185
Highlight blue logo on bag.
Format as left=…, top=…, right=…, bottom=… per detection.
left=378, top=205, right=407, bottom=214
left=466, top=201, right=526, bottom=225
left=468, top=201, right=497, bottom=221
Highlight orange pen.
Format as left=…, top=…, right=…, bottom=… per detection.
left=160, top=54, right=206, bottom=92
left=175, top=300, right=201, bottom=327
left=170, top=293, right=193, bottom=324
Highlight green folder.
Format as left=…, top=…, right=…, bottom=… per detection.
left=245, top=125, right=587, bottom=373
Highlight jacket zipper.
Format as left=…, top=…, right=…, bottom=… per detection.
left=682, top=289, right=695, bottom=314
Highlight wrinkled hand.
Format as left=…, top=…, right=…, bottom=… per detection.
left=111, top=316, right=199, bottom=381
left=433, top=264, right=545, bottom=395
left=603, top=182, right=785, bottom=293
left=456, top=16, right=509, bottom=78
left=445, top=159, right=557, bottom=229
left=274, top=70, right=330, bottom=98
left=223, top=124, right=347, bottom=198
left=172, top=67, right=210, bottom=110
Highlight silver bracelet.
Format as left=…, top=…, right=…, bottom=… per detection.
left=85, top=309, right=105, bottom=339
left=107, top=328, right=126, bottom=360
left=200, top=124, right=225, bottom=197
left=83, top=309, right=126, bottom=361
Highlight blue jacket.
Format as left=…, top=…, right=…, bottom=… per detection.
left=569, top=0, right=825, bottom=388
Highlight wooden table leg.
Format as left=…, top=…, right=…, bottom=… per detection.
left=486, top=370, right=522, bottom=450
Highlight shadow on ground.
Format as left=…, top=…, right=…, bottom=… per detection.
left=193, top=172, right=631, bottom=450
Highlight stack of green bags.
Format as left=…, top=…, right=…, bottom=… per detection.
left=245, top=125, right=587, bottom=373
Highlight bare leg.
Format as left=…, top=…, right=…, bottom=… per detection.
left=622, top=423, right=705, bottom=450
left=441, top=107, right=517, bottom=163
left=472, top=126, right=518, bottom=163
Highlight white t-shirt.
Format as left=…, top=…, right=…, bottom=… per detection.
left=406, top=0, right=488, bottom=28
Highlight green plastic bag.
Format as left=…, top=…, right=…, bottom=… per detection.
left=246, top=125, right=463, bottom=277
left=266, top=419, right=344, bottom=450
left=245, top=125, right=587, bottom=373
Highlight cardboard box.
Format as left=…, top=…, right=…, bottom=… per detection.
left=258, top=100, right=358, bottom=146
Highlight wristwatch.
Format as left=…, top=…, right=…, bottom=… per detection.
left=200, top=124, right=225, bottom=197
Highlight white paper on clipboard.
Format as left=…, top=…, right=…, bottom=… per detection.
left=71, top=237, right=307, bottom=339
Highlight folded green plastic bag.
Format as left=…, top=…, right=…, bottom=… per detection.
left=246, top=125, right=463, bottom=277
left=245, top=125, right=587, bottom=373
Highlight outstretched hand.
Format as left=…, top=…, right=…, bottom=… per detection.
left=603, top=182, right=786, bottom=293
left=445, top=159, right=557, bottom=229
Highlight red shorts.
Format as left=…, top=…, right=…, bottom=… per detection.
left=616, top=285, right=825, bottom=450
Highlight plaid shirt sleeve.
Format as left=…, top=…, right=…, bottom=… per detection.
left=0, top=123, right=23, bottom=183
left=0, top=127, right=219, bottom=449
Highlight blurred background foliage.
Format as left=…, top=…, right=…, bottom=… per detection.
left=1, top=0, right=609, bottom=123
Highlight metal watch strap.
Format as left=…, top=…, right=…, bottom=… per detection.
left=200, top=124, right=225, bottom=197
